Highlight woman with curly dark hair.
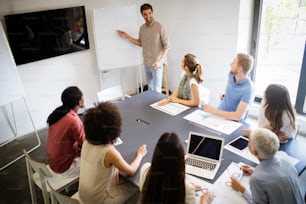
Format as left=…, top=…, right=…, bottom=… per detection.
left=78, top=102, right=147, bottom=204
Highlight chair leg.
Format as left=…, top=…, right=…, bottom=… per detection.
left=39, top=170, right=50, bottom=204
left=50, top=191, right=57, bottom=204
left=25, top=162, right=38, bottom=204
left=41, top=182, right=50, bottom=204
left=29, top=179, right=38, bottom=204
left=42, top=192, right=50, bottom=204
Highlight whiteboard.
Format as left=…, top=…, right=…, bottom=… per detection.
left=0, top=22, right=25, bottom=106
left=92, top=5, right=141, bottom=70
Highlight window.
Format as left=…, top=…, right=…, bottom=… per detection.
left=251, top=0, right=306, bottom=114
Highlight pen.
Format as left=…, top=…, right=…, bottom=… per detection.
left=240, top=174, right=244, bottom=181
left=136, top=118, right=150, bottom=125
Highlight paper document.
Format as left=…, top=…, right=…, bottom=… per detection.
left=224, top=136, right=259, bottom=164
left=185, top=174, right=214, bottom=203
left=150, top=101, right=190, bottom=116
left=184, top=110, right=242, bottom=135
left=114, top=138, right=123, bottom=146
left=276, top=151, right=299, bottom=166
left=186, top=162, right=251, bottom=204
left=212, top=162, right=250, bottom=204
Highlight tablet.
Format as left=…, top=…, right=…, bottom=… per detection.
left=225, top=136, right=259, bottom=164
left=228, top=136, right=248, bottom=150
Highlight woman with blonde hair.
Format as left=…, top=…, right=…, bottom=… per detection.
left=158, top=53, right=203, bottom=107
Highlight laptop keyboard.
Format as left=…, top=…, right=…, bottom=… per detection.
left=186, top=157, right=216, bottom=170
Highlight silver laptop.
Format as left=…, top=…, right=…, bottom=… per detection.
left=185, top=132, right=224, bottom=180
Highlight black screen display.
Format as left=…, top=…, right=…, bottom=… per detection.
left=4, top=6, right=90, bottom=65
left=188, top=134, right=222, bottom=160
left=229, top=137, right=248, bottom=150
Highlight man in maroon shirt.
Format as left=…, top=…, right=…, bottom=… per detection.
left=46, top=86, right=85, bottom=177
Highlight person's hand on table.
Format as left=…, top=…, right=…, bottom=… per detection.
left=168, top=95, right=179, bottom=103
left=157, top=98, right=169, bottom=106
left=240, top=164, right=254, bottom=176
left=191, top=182, right=207, bottom=196
left=241, top=129, right=251, bottom=136
left=137, top=144, right=147, bottom=158
left=230, top=176, right=246, bottom=193
left=200, top=191, right=214, bottom=204
left=203, top=104, right=214, bottom=113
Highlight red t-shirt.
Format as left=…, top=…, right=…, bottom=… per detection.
left=47, top=110, right=85, bottom=173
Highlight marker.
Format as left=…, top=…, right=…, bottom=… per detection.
left=136, top=118, right=150, bottom=125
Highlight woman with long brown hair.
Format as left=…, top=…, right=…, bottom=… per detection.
left=140, top=132, right=213, bottom=204
left=258, top=84, right=296, bottom=143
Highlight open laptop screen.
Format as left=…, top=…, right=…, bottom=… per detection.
left=188, top=133, right=222, bottom=160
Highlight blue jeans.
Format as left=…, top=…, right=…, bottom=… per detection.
left=144, top=66, right=163, bottom=93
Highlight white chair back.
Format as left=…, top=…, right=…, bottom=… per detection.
left=97, top=85, right=125, bottom=103
left=47, top=180, right=80, bottom=204
left=23, top=149, right=79, bottom=204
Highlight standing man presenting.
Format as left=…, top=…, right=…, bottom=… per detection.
left=117, top=3, right=170, bottom=93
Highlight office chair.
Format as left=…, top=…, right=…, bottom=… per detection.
left=97, top=85, right=127, bottom=103
left=23, top=149, right=79, bottom=204
left=47, top=180, right=80, bottom=204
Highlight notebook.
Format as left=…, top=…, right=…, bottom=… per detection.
left=185, top=132, right=224, bottom=180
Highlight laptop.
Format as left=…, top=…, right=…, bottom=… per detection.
left=185, top=131, right=224, bottom=180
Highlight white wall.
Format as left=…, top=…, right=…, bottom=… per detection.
left=154, top=0, right=241, bottom=105
left=0, top=0, right=100, bottom=142
left=0, top=0, right=253, bottom=142
left=237, top=0, right=254, bottom=53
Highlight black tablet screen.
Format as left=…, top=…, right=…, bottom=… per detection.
left=229, top=137, right=248, bottom=150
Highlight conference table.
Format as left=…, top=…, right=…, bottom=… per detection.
left=114, top=91, right=306, bottom=186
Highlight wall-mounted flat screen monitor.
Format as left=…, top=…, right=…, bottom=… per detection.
left=4, top=6, right=90, bottom=65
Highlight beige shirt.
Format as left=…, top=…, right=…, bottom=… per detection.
left=139, top=19, right=170, bottom=67
left=79, top=141, right=136, bottom=204
left=78, top=141, right=113, bottom=203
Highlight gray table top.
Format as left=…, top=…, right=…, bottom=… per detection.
left=114, top=90, right=306, bottom=186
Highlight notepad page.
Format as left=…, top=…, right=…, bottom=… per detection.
left=150, top=101, right=190, bottom=116
left=184, top=110, right=242, bottom=135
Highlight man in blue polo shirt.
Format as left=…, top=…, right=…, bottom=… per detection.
left=203, top=53, right=255, bottom=122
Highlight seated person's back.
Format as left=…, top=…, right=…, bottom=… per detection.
left=46, top=86, right=85, bottom=176
left=78, top=102, right=147, bottom=204
left=230, top=128, right=305, bottom=204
